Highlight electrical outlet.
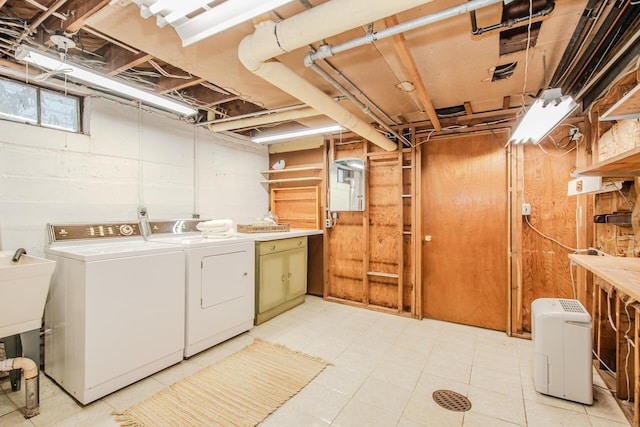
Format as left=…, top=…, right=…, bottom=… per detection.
left=569, top=127, right=580, bottom=141
left=325, top=218, right=332, bottom=228
left=522, top=203, right=531, bottom=216
left=138, top=206, right=147, bottom=218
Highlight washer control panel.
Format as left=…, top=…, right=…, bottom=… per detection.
left=48, top=222, right=142, bottom=242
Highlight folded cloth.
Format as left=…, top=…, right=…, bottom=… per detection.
left=197, top=219, right=233, bottom=232
left=203, top=229, right=235, bottom=239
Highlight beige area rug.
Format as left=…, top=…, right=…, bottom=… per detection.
left=115, top=339, right=330, bottom=427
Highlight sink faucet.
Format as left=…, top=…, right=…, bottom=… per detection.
left=12, top=248, right=27, bottom=263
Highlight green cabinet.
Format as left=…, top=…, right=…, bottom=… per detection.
left=255, top=236, right=308, bottom=324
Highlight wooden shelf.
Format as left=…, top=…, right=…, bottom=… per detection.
left=572, top=146, right=640, bottom=177
left=261, top=177, right=323, bottom=184
left=600, top=83, right=640, bottom=121
left=367, top=271, right=399, bottom=279
left=261, top=165, right=323, bottom=174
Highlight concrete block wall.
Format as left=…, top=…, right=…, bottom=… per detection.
left=0, top=97, right=269, bottom=255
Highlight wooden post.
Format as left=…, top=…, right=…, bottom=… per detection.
left=635, top=304, right=640, bottom=427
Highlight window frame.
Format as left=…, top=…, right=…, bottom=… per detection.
left=0, top=77, right=83, bottom=133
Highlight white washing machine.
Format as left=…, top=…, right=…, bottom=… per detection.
left=44, top=221, right=185, bottom=404
left=147, top=219, right=255, bottom=358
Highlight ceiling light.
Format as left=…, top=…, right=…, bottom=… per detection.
left=252, top=124, right=343, bottom=144
left=509, top=88, right=578, bottom=145
left=175, top=0, right=296, bottom=46
left=15, top=45, right=197, bottom=116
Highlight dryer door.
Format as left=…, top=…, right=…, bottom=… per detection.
left=201, top=250, right=248, bottom=308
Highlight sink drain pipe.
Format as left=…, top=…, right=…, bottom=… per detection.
left=0, top=357, right=39, bottom=418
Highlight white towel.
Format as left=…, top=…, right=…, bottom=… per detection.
left=197, top=219, right=233, bottom=232
left=203, top=229, right=235, bottom=239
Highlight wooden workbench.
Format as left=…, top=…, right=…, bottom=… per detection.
left=569, top=254, right=640, bottom=425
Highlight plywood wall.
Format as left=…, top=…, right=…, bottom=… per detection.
left=518, top=124, right=586, bottom=333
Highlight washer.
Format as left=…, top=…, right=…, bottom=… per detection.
left=44, top=221, right=185, bottom=404
left=147, top=219, right=255, bottom=358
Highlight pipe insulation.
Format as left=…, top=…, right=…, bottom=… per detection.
left=241, top=57, right=398, bottom=151
left=207, top=106, right=319, bottom=132
left=239, top=0, right=459, bottom=151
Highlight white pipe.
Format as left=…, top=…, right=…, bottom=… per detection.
left=238, top=0, right=445, bottom=151
left=241, top=56, right=397, bottom=151
left=207, top=106, right=319, bottom=132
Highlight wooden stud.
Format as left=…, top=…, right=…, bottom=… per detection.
left=17, top=0, right=69, bottom=43
left=414, top=142, right=423, bottom=319
left=397, top=149, right=404, bottom=313
left=635, top=305, right=640, bottom=427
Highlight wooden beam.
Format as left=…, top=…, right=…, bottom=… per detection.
left=464, top=101, right=473, bottom=115
left=156, top=77, right=205, bottom=94
left=385, top=16, right=441, bottom=131
left=45, top=0, right=111, bottom=33
left=503, top=96, right=511, bottom=110
left=18, top=0, right=69, bottom=43
left=102, top=46, right=153, bottom=76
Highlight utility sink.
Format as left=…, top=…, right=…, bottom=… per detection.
left=0, top=251, right=55, bottom=339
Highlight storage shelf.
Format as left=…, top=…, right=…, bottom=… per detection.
left=599, top=83, right=640, bottom=121
left=572, top=147, right=640, bottom=177
left=261, top=177, right=323, bottom=184
left=272, top=197, right=317, bottom=202
left=261, top=165, right=323, bottom=174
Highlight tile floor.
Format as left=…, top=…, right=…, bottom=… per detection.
left=0, top=296, right=631, bottom=426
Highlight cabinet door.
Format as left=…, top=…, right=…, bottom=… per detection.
left=286, top=247, right=308, bottom=300
left=258, top=252, right=286, bottom=313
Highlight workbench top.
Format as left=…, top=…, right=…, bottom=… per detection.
left=569, top=254, right=640, bottom=300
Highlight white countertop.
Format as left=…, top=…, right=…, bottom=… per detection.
left=241, top=229, right=323, bottom=241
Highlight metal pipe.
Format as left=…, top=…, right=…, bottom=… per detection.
left=549, top=0, right=601, bottom=88
left=308, top=62, right=412, bottom=146
left=469, top=1, right=555, bottom=36
left=304, top=0, right=503, bottom=65
left=0, top=358, right=39, bottom=418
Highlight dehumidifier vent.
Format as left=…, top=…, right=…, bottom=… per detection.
left=559, top=299, right=587, bottom=313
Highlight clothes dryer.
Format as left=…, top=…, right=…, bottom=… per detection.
left=147, top=219, right=255, bottom=357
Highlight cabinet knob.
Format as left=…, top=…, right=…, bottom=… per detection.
left=269, top=245, right=276, bottom=251
left=288, top=272, right=292, bottom=278
left=281, top=274, right=286, bottom=282
left=297, top=241, right=302, bottom=246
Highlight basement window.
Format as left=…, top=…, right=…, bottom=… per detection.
left=0, top=78, right=81, bottom=132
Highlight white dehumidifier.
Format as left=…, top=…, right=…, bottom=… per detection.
left=531, top=298, right=593, bottom=404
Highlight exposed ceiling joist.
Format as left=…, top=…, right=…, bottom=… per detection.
left=156, top=77, right=205, bottom=94
left=52, top=0, right=111, bottom=33
left=17, top=0, right=68, bottom=43
left=103, top=48, right=153, bottom=76
left=384, top=15, right=441, bottom=131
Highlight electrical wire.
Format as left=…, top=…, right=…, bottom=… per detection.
left=524, top=216, right=578, bottom=252
left=592, top=349, right=616, bottom=375
left=536, top=134, right=582, bottom=157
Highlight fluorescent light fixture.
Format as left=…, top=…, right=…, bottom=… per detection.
left=509, top=88, right=578, bottom=145
left=252, top=124, right=343, bottom=144
left=175, top=0, right=296, bottom=46
left=15, top=45, right=197, bottom=116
